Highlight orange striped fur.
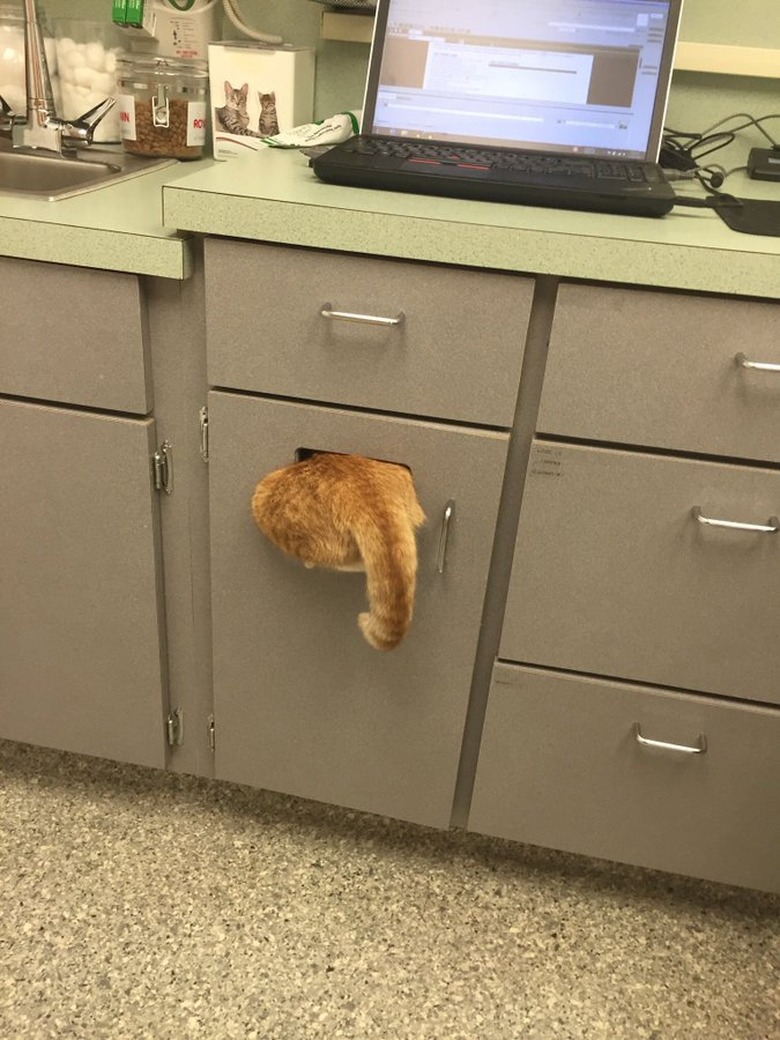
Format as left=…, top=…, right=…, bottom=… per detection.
left=251, top=453, right=425, bottom=650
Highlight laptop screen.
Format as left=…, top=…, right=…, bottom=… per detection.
left=363, top=0, right=682, bottom=161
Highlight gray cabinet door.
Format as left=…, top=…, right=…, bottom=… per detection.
left=0, top=399, right=167, bottom=767
left=207, top=391, right=509, bottom=827
left=501, top=441, right=780, bottom=704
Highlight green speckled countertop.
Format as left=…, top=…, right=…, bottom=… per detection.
left=162, top=147, right=780, bottom=300
left=2, top=144, right=780, bottom=295
left=0, top=157, right=215, bottom=280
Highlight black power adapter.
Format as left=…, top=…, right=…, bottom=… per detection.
left=747, top=147, right=780, bottom=181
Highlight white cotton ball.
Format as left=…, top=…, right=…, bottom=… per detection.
left=63, top=47, right=86, bottom=71
left=58, top=82, right=81, bottom=118
left=105, top=50, right=118, bottom=74
left=56, top=36, right=76, bottom=56
left=85, top=42, right=105, bottom=71
left=93, top=72, right=114, bottom=95
left=73, top=65, right=94, bottom=88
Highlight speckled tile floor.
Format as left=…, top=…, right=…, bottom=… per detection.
left=0, top=739, right=777, bottom=1040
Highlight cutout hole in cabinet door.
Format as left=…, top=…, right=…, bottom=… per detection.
left=294, top=446, right=413, bottom=475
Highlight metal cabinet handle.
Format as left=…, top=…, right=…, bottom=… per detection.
left=320, top=303, right=405, bottom=327
left=691, top=506, right=779, bottom=533
left=735, top=352, right=780, bottom=373
left=437, top=499, right=455, bottom=574
left=634, top=723, right=707, bottom=755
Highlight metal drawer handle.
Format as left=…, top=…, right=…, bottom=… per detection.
left=437, top=499, right=455, bottom=574
left=321, top=303, right=405, bottom=327
left=634, top=723, right=707, bottom=755
left=692, top=506, right=779, bottom=533
left=735, top=352, right=780, bottom=373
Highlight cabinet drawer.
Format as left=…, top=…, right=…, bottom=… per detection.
left=538, top=283, right=780, bottom=462
left=204, top=239, right=532, bottom=426
left=469, top=663, right=780, bottom=893
left=0, top=256, right=151, bottom=413
left=501, top=441, right=780, bottom=704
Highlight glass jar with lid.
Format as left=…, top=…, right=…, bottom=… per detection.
left=116, top=56, right=209, bottom=159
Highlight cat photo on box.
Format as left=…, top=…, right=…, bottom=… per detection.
left=208, top=42, right=316, bottom=159
left=213, top=81, right=280, bottom=139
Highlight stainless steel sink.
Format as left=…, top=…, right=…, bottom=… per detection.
left=0, top=144, right=177, bottom=200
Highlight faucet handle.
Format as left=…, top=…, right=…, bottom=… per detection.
left=59, top=97, right=116, bottom=146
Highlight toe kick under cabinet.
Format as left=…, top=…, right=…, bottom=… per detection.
left=204, top=239, right=534, bottom=827
left=0, top=257, right=168, bottom=768
left=470, top=282, right=780, bottom=893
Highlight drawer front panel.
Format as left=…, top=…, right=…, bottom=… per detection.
left=539, top=283, right=780, bottom=462
left=501, top=441, right=780, bottom=704
left=208, top=391, right=509, bottom=828
left=204, top=239, right=532, bottom=426
left=469, top=663, right=780, bottom=893
left=0, top=256, right=151, bottom=413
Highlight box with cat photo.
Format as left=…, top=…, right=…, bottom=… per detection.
left=208, top=42, right=316, bottom=160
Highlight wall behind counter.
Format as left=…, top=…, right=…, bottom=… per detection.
left=41, top=0, right=368, bottom=119
left=39, top=1, right=777, bottom=165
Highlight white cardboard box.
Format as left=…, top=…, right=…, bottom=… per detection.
left=208, top=42, right=316, bottom=159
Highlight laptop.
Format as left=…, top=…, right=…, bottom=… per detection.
left=311, top=0, right=684, bottom=217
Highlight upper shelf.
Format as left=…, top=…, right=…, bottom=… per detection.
left=319, top=11, right=780, bottom=78
left=674, top=42, right=780, bottom=77
left=319, top=11, right=374, bottom=43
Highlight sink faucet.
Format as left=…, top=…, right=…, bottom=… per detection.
left=0, top=0, right=115, bottom=154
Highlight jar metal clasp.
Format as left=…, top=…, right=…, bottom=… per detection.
left=152, top=84, right=170, bottom=128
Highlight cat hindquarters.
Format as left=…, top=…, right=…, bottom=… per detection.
left=251, top=452, right=425, bottom=651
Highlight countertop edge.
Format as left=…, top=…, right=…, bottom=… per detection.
left=0, top=216, right=193, bottom=280
left=162, top=185, right=780, bottom=300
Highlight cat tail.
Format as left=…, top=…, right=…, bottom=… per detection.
left=352, top=512, right=420, bottom=651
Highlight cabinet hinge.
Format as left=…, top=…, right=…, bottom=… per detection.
left=199, top=406, right=209, bottom=463
left=152, top=440, right=174, bottom=494
left=166, top=708, right=184, bottom=747
left=207, top=713, right=216, bottom=754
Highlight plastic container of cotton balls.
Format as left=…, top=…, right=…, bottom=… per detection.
left=54, top=20, right=124, bottom=143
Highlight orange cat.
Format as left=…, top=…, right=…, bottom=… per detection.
left=251, top=452, right=425, bottom=650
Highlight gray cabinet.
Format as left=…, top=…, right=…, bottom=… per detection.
left=0, top=256, right=179, bottom=769
left=207, top=390, right=508, bottom=827
left=202, top=238, right=534, bottom=825
left=0, top=397, right=167, bottom=767
left=470, top=279, right=780, bottom=893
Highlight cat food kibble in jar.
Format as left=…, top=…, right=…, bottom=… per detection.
left=116, top=56, right=209, bottom=159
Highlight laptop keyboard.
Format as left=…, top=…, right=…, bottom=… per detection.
left=345, top=139, right=649, bottom=182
